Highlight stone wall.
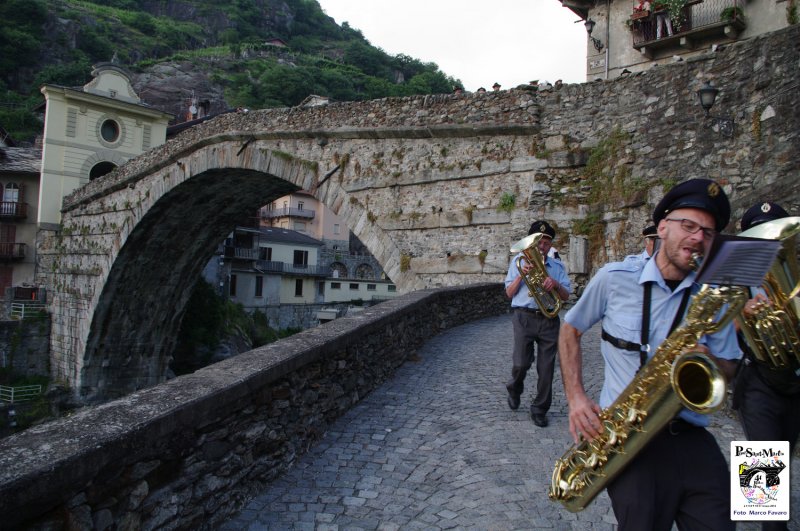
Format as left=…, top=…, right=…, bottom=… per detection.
left=0, top=317, right=50, bottom=377
left=0, top=283, right=508, bottom=530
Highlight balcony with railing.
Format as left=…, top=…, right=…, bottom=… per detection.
left=629, top=0, right=746, bottom=56
left=261, top=207, right=315, bottom=220
left=0, top=242, right=25, bottom=261
left=254, top=260, right=329, bottom=277
left=223, top=246, right=258, bottom=260
left=0, top=201, right=28, bottom=220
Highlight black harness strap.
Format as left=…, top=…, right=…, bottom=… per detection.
left=601, top=281, right=693, bottom=370
left=640, top=282, right=653, bottom=368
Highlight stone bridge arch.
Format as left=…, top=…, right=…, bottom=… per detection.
left=41, top=106, right=544, bottom=400
left=40, top=132, right=434, bottom=401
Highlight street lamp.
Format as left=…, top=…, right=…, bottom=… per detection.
left=697, top=82, right=735, bottom=138
left=584, top=18, right=604, bottom=52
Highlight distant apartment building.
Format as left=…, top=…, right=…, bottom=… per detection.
left=205, top=191, right=397, bottom=329
left=261, top=191, right=397, bottom=304
left=0, top=143, right=42, bottom=308
left=561, top=0, right=792, bottom=80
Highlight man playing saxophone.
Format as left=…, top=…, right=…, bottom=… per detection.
left=558, top=179, right=741, bottom=530
left=505, top=220, right=571, bottom=427
left=733, top=201, right=800, bottom=531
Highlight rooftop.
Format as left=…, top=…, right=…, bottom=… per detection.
left=0, top=147, right=42, bottom=175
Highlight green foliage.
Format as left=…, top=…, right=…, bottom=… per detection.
left=171, top=279, right=227, bottom=375
left=171, top=280, right=298, bottom=375
left=0, top=0, right=462, bottom=141
left=583, top=126, right=639, bottom=205
left=497, top=192, right=516, bottom=213
left=0, top=0, right=47, bottom=82
left=720, top=6, right=745, bottom=22
left=789, top=0, right=799, bottom=25
left=0, top=90, right=43, bottom=143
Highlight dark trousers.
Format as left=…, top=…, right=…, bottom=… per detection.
left=607, top=423, right=733, bottom=531
left=735, top=363, right=800, bottom=531
left=506, top=309, right=559, bottom=415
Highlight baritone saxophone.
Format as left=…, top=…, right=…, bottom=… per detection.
left=548, top=284, right=748, bottom=512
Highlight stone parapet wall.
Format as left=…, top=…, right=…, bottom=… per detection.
left=0, top=283, right=507, bottom=530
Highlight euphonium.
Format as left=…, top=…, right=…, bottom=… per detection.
left=510, top=233, right=562, bottom=318
left=548, top=284, right=748, bottom=512
left=736, top=216, right=800, bottom=371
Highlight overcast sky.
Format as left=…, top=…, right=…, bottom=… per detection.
left=315, top=0, right=588, bottom=92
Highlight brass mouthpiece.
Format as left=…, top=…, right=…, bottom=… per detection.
left=689, top=252, right=703, bottom=271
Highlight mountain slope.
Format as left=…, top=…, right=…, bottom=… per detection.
left=0, top=0, right=460, bottom=143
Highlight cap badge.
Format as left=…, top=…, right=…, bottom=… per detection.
left=707, top=182, right=720, bottom=198
left=761, top=202, right=771, bottom=213
left=538, top=223, right=545, bottom=231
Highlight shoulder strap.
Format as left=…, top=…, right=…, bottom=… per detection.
left=639, top=283, right=692, bottom=369
left=640, top=282, right=652, bottom=369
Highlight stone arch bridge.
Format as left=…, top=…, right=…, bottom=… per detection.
left=37, top=24, right=800, bottom=402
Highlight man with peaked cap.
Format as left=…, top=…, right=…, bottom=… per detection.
left=505, top=220, right=571, bottom=427
left=641, top=224, right=659, bottom=259
left=733, top=201, right=799, bottom=531
left=558, top=178, right=740, bottom=530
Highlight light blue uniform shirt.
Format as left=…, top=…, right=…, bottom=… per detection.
left=505, top=253, right=571, bottom=310
left=564, top=252, right=741, bottom=426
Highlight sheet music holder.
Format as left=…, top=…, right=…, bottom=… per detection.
left=694, top=234, right=782, bottom=286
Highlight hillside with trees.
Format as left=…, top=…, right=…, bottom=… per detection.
left=0, top=0, right=461, bottom=144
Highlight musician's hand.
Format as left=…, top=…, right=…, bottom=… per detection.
left=568, top=394, right=603, bottom=444
left=743, top=293, right=769, bottom=318
left=542, top=276, right=558, bottom=291
left=520, top=261, right=532, bottom=275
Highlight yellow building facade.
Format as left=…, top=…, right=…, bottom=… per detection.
left=38, top=63, right=171, bottom=228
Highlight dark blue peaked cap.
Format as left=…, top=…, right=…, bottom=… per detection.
left=528, top=220, right=556, bottom=239
left=741, top=201, right=790, bottom=231
left=653, top=178, right=730, bottom=231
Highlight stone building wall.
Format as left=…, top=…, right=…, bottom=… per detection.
left=0, top=283, right=507, bottom=530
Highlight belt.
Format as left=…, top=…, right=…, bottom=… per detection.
left=514, top=307, right=545, bottom=316
left=666, top=418, right=700, bottom=435
left=601, top=328, right=643, bottom=352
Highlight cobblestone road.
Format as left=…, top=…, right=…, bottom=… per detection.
left=219, top=314, right=799, bottom=530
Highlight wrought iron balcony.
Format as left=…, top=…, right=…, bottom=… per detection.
left=629, top=0, right=746, bottom=56
left=262, top=207, right=315, bottom=220
left=0, top=242, right=25, bottom=261
left=223, top=246, right=258, bottom=260
left=0, top=201, right=28, bottom=219
left=255, top=260, right=329, bottom=277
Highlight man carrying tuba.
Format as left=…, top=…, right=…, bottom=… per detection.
left=505, top=220, right=571, bottom=427
left=558, top=179, right=741, bottom=530
left=733, top=201, right=800, bottom=531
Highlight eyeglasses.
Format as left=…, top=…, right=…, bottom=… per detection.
left=664, top=218, right=716, bottom=240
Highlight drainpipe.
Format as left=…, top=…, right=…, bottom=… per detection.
left=605, top=0, right=610, bottom=80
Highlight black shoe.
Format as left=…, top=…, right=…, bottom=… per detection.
left=531, top=413, right=548, bottom=427
left=507, top=391, right=520, bottom=410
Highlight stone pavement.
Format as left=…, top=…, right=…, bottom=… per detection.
left=219, top=314, right=799, bottom=530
